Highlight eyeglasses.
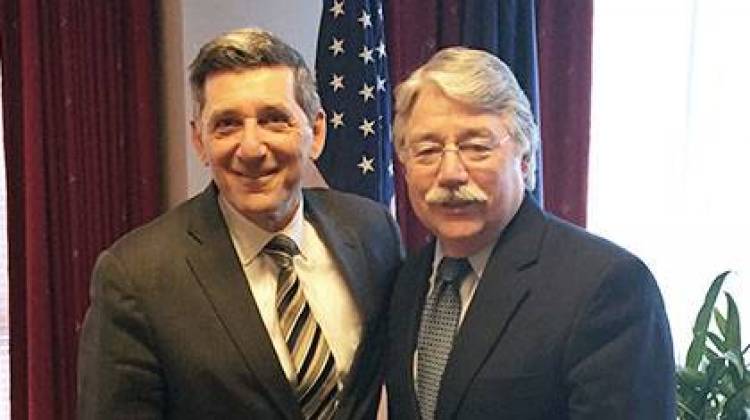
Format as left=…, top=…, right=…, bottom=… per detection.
left=406, top=136, right=509, bottom=167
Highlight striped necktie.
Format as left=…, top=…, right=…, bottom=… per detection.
left=417, top=257, right=472, bottom=420
left=265, top=235, right=339, bottom=419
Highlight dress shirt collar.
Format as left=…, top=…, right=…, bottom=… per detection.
left=218, top=194, right=306, bottom=266
left=432, top=239, right=495, bottom=282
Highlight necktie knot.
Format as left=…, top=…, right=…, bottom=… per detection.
left=265, top=235, right=300, bottom=269
left=435, top=257, right=471, bottom=288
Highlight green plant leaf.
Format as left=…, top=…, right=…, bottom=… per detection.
left=678, top=367, right=706, bottom=389
left=677, top=400, right=701, bottom=420
left=706, top=362, right=730, bottom=393
left=687, top=271, right=732, bottom=369
left=725, top=292, right=742, bottom=353
left=710, top=331, right=729, bottom=354
left=725, top=350, right=745, bottom=382
left=716, top=308, right=729, bottom=337
left=722, top=382, right=750, bottom=419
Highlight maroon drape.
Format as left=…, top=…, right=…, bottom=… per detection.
left=386, top=0, right=461, bottom=252
left=1, top=1, right=160, bottom=419
left=387, top=1, right=592, bottom=251
left=538, top=1, right=593, bottom=227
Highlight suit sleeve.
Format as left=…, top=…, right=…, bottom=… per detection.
left=77, top=250, right=165, bottom=420
left=348, top=204, right=405, bottom=419
left=563, top=256, right=676, bottom=419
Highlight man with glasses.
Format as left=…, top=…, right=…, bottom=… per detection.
left=385, top=47, right=675, bottom=419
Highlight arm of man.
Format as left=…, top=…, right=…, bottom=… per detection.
left=563, top=256, right=675, bottom=419
left=78, top=250, right=165, bottom=420
left=346, top=204, right=405, bottom=420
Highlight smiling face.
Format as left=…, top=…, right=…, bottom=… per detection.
left=402, top=84, right=527, bottom=257
left=191, top=66, right=326, bottom=232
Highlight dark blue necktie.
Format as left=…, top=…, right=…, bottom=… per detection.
left=417, top=257, right=472, bottom=419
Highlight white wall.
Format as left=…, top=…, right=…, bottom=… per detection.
left=161, top=0, right=322, bottom=208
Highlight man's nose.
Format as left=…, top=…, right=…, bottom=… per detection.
left=237, top=118, right=266, bottom=159
left=436, top=147, right=469, bottom=187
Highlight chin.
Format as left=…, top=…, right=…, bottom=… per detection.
left=433, top=222, right=484, bottom=242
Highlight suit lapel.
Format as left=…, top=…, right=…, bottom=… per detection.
left=303, top=191, right=373, bottom=324
left=184, top=185, right=302, bottom=420
left=302, top=191, right=374, bottom=405
left=437, top=196, right=548, bottom=419
left=395, top=246, right=435, bottom=416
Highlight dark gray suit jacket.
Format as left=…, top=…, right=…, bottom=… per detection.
left=386, top=195, right=675, bottom=419
left=78, top=185, right=403, bottom=420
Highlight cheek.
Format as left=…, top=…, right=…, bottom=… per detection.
left=205, top=138, right=236, bottom=161
left=405, top=170, right=430, bottom=200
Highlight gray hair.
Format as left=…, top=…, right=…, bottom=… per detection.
left=392, top=47, right=539, bottom=190
left=188, top=28, right=321, bottom=125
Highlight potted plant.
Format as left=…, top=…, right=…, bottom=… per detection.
left=677, top=271, right=750, bottom=419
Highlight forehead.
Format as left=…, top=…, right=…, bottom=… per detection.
left=405, top=84, right=507, bottom=140
left=202, top=66, right=297, bottom=113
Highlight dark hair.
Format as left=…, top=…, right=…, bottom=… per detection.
left=188, top=28, right=320, bottom=125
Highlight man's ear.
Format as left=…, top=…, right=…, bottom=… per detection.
left=190, top=120, right=209, bottom=166
left=309, top=109, right=327, bottom=160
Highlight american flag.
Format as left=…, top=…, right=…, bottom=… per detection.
left=315, top=0, right=394, bottom=207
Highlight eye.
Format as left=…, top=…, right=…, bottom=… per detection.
left=412, top=143, right=442, bottom=158
left=459, top=139, right=496, bottom=160
left=212, top=117, right=242, bottom=136
left=258, top=109, right=293, bottom=132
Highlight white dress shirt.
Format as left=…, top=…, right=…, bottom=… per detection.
left=219, top=196, right=363, bottom=384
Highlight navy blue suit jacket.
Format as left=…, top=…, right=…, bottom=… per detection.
left=387, top=195, right=675, bottom=419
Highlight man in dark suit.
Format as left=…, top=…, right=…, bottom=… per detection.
left=386, top=47, right=675, bottom=419
left=77, top=28, right=403, bottom=420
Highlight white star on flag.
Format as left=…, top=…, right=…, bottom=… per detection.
left=330, top=0, right=345, bottom=18
left=315, top=0, right=395, bottom=205
left=330, top=112, right=345, bottom=129
left=359, top=118, right=375, bottom=137
left=330, top=73, right=345, bottom=92
left=358, top=45, right=374, bottom=64
left=357, top=10, right=372, bottom=28
left=357, top=155, right=375, bottom=174
left=329, top=37, right=345, bottom=56
left=376, top=40, right=387, bottom=58
left=358, top=83, right=374, bottom=102
left=376, top=75, right=386, bottom=91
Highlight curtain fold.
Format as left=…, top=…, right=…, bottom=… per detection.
left=1, top=1, right=160, bottom=418
left=461, top=0, right=542, bottom=202
left=537, top=0, right=593, bottom=227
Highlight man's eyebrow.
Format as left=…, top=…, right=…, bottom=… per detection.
left=205, top=109, right=243, bottom=126
left=458, top=127, right=494, bottom=140
left=256, top=104, right=294, bottom=117
left=410, top=132, right=442, bottom=143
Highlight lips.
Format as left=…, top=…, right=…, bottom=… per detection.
left=441, top=200, right=474, bottom=208
left=433, top=200, right=481, bottom=218
left=233, top=168, right=279, bottom=190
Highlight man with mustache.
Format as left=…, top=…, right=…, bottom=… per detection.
left=77, top=28, right=403, bottom=420
left=385, top=47, right=675, bottom=419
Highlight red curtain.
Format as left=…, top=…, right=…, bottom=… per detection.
left=386, top=0, right=461, bottom=251
left=1, top=1, right=160, bottom=418
left=386, top=1, right=592, bottom=251
left=538, top=1, right=593, bottom=227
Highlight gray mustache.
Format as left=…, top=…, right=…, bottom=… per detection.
left=424, top=184, right=488, bottom=204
